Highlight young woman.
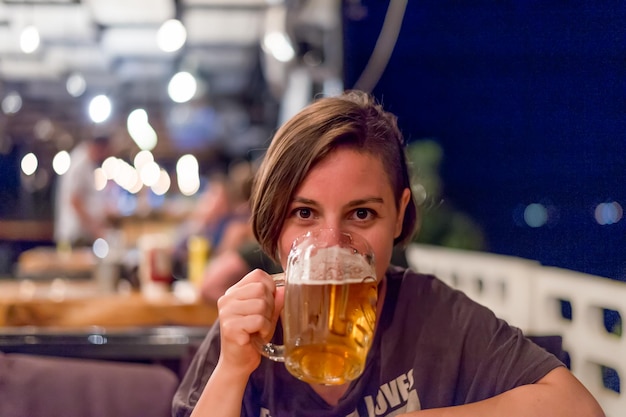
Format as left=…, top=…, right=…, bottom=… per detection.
left=173, top=91, right=604, bottom=417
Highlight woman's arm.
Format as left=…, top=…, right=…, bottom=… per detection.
left=190, top=361, right=252, bottom=417
left=190, top=269, right=284, bottom=417
left=405, top=367, right=604, bottom=417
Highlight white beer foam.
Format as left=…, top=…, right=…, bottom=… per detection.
left=287, top=245, right=375, bottom=284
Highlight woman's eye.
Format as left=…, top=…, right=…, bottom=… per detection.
left=296, top=208, right=313, bottom=219
left=354, top=208, right=373, bottom=220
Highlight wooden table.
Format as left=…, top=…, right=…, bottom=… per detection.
left=0, top=280, right=217, bottom=329
left=0, top=279, right=217, bottom=376
left=16, top=246, right=96, bottom=280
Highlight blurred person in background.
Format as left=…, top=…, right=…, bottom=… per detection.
left=54, top=134, right=112, bottom=248
left=199, top=239, right=281, bottom=303
left=173, top=160, right=258, bottom=281
left=177, top=160, right=254, bottom=255
left=209, top=161, right=256, bottom=256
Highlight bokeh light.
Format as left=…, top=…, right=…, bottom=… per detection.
left=52, top=150, right=71, bottom=175
left=20, top=25, right=40, bottom=54
left=34, top=119, right=54, bottom=141
left=21, top=152, right=38, bottom=176
left=101, top=156, right=119, bottom=180
left=89, top=94, right=112, bottom=123
left=127, top=109, right=158, bottom=150
left=133, top=150, right=154, bottom=171
left=151, top=169, right=171, bottom=196
left=168, top=72, right=197, bottom=103
left=112, top=159, right=142, bottom=193
left=263, top=31, right=295, bottom=62
left=66, top=72, right=87, bottom=97
left=176, top=154, right=200, bottom=196
left=157, top=19, right=187, bottom=52
left=2, top=92, right=23, bottom=114
left=139, top=161, right=161, bottom=187
left=595, top=202, right=623, bottom=226
left=524, top=203, right=548, bottom=228
left=93, top=238, right=109, bottom=259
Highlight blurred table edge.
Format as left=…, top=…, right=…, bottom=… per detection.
left=15, top=246, right=96, bottom=280
left=0, top=220, right=53, bottom=241
left=0, top=325, right=211, bottom=377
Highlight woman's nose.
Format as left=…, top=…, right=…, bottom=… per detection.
left=318, top=217, right=342, bottom=232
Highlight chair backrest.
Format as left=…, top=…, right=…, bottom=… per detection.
left=405, top=243, right=626, bottom=417
left=529, top=267, right=626, bottom=417
left=0, top=353, right=179, bottom=417
left=405, top=243, right=538, bottom=332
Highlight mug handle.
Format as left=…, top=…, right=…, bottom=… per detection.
left=252, top=272, right=286, bottom=362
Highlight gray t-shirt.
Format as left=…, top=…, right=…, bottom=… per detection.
left=173, top=267, right=563, bottom=417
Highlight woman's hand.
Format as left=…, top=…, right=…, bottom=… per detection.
left=216, top=269, right=285, bottom=377
left=190, top=270, right=284, bottom=417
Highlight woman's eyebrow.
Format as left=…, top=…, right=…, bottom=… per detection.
left=292, top=197, right=385, bottom=207
left=292, top=197, right=318, bottom=206
left=347, top=197, right=385, bottom=207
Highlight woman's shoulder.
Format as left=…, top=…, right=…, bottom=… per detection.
left=386, top=266, right=487, bottom=316
left=387, top=265, right=453, bottom=295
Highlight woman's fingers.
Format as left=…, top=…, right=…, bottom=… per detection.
left=217, top=269, right=279, bottom=346
left=220, top=296, right=272, bottom=319
left=221, top=269, right=276, bottom=303
left=220, top=313, right=276, bottom=345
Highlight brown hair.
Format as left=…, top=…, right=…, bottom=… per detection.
left=251, top=90, right=418, bottom=260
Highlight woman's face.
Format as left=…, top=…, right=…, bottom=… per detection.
left=278, top=147, right=411, bottom=281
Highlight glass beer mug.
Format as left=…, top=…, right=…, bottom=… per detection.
left=258, top=229, right=377, bottom=385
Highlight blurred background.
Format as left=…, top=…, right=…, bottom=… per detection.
left=0, top=3, right=624, bottom=411
left=0, top=0, right=624, bottom=282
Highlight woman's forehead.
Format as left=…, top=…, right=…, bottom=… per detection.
left=296, top=149, right=393, bottom=194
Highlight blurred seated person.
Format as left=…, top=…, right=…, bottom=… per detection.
left=173, top=161, right=255, bottom=276
left=54, top=134, right=114, bottom=247
left=199, top=240, right=281, bottom=303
